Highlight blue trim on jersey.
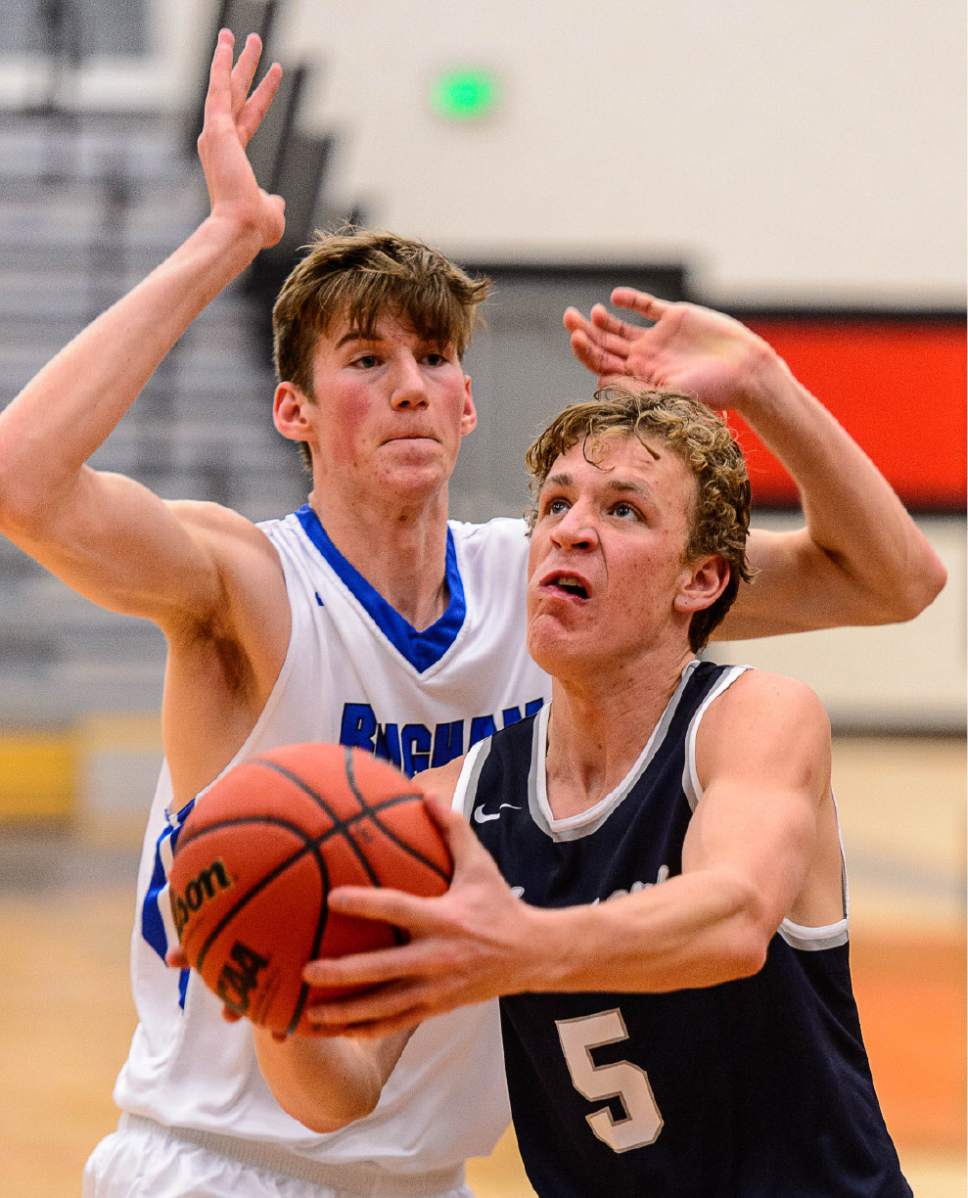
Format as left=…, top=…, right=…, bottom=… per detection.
left=140, top=797, right=197, bottom=1010
left=295, top=504, right=466, bottom=673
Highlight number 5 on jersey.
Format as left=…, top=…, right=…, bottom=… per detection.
left=556, top=1009, right=664, bottom=1153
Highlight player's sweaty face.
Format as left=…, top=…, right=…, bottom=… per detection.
left=305, top=316, right=475, bottom=498
left=525, top=433, right=698, bottom=674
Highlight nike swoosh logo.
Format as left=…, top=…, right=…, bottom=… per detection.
left=473, top=803, right=522, bottom=824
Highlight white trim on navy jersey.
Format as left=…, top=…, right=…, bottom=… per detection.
left=528, top=659, right=703, bottom=843
left=679, top=663, right=849, bottom=953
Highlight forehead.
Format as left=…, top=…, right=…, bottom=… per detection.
left=545, top=433, right=695, bottom=500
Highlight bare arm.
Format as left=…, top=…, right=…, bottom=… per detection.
left=252, top=1026, right=412, bottom=1133
left=0, top=31, right=284, bottom=627
left=293, top=681, right=834, bottom=1035
left=564, top=292, right=947, bottom=636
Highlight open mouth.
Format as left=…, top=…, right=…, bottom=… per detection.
left=543, top=573, right=590, bottom=600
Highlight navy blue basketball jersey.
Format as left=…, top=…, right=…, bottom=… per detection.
left=457, top=659, right=911, bottom=1198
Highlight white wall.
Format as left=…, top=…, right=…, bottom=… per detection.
left=4, top=1, right=963, bottom=303
left=710, top=516, right=965, bottom=731
left=272, top=0, right=966, bottom=303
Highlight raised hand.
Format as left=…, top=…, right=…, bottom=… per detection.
left=197, top=29, right=286, bottom=249
left=564, top=288, right=778, bottom=413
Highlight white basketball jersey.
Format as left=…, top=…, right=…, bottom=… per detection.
left=115, top=507, right=550, bottom=1173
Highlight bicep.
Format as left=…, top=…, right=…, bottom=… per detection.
left=5, top=466, right=225, bottom=625
left=714, top=527, right=870, bottom=640
left=683, top=674, right=831, bottom=927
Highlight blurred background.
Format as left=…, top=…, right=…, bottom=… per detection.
left=0, top=1, right=964, bottom=1194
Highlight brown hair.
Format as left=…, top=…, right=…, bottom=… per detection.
left=524, top=387, right=754, bottom=650
left=272, top=228, right=490, bottom=468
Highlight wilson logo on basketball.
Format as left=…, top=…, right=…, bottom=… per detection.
left=170, top=859, right=234, bottom=937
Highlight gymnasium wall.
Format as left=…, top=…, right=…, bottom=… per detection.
left=2, top=0, right=961, bottom=306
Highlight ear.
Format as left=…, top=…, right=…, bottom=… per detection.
left=273, top=382, right=315, bottom=445
left=460, top=375, right=477, bottom=438
left=673, top=555, right=730, bottom=614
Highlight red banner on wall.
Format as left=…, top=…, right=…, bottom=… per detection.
left=727, top=316, right=966, bottom=510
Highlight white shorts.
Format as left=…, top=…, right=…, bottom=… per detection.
left=84, top=1114, right=472, bottom=1198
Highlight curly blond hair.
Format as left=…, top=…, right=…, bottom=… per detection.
left=524, top=387, right=753, bottom=650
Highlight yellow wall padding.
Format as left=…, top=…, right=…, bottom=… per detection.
left=0, top=734, right=75, bottom=820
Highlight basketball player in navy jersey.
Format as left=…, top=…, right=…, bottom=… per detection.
left=0, top=30, right=933, bottom=1198
left=296, top=390, right=912, bottom=1196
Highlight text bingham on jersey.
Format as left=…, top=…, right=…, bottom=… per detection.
left=339, top=698, right=545, bottom=777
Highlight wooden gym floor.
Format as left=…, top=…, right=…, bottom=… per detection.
left=0, top=736, right=963, bottom=1197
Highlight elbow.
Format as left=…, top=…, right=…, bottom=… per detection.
left=282, top=1091, right=380, bottom=1136
left=899, top=550, right=948, bottom=622
left=873, top=549, right=948, bottom=625
left=278, top=1074, right=382, bottom=1136
left=719, top=878, right=773, bottom=982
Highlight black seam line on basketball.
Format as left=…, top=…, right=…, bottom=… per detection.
left=287, top=848, right=334, bottom=1037
left=249, top=757, right=448, bottom=888
left=192, top=824, right=331, bottom=974
left=344, top=748, right=451, bottom=886
left=184, top=798, right=426, bottom=972
left=250, top=758, right=384, bottom=888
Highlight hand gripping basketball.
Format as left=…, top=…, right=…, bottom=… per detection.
left=168, top=745, right=453, bottom=1036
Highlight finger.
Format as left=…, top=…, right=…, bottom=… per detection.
left=203, top=29, right=235, bottom=120
left=230, top=33, right=263, bottom=114
left=610, top=288, right=671, bottom=321
left=238, top=60, right=283, bottom=145
left=302, top=941, right=427, bottom=988
left=306, top=981, right=427, bottom=1029
left=166, top=947, right=189, bottom=969
left=569, top=329, right=626, bottom=379
left=562, top=305, right=590, bottom=333
left=581, top=318, right=634, bottom=361
left=589, top=303, right=642, bottom=342
left=423, top=794, right=477, bottom=866
left=311, top=1008, right=427, bottom=1041
left=326, top=884, right=430, bottom=929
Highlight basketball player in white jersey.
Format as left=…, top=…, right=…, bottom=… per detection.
left=0, top=30, right=943, bottom=1198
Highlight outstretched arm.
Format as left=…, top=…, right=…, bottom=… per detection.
left=291, top=675, right=835, bottom=1038
left=564, top=293, right=946, bottom=638
left=0, top=30, right=284, bottom=626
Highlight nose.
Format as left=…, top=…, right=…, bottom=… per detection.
left=551, top=502, right=599, bottom=551
left=389, top=354, right=429, bottom=411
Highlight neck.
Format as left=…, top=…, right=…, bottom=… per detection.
left=307, top=483, right=451, bottom=630
left=544, top=642, right=696, bottom=820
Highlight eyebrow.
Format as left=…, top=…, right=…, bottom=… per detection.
left=544, top=471, right=655, bottom=499
left=334, top=330, right=451, bottom=350
left=335, top=330, right=380, bottom=349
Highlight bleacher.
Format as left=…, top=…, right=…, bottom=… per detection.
left=0, top=106, right=306, bottom=734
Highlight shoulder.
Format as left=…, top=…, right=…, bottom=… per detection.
left=416, top=756, right=465, bottom=808
left=167, top=501, right=283, bottom=575
left=697, top=669, right=830, bottom=780
left=163, top=500, right=287, bottom=637
left=708, top=668, right=826, bottom=724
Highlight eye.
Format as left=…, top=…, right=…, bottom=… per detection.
left=351, top=353, right=380, bottom=369
left=541, top=496, right=570, bottom=518
left=610, top=501, right=641, bottom=521
left=424, top=351, right=450, bottom=367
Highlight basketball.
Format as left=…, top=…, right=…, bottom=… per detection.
left=167, top=744, right=453, bottom=1036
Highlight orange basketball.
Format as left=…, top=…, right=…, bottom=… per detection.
left=168, top=744, right=452, bottom=1036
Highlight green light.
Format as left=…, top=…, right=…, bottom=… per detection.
left=431, top=69, right=499, bottom=120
